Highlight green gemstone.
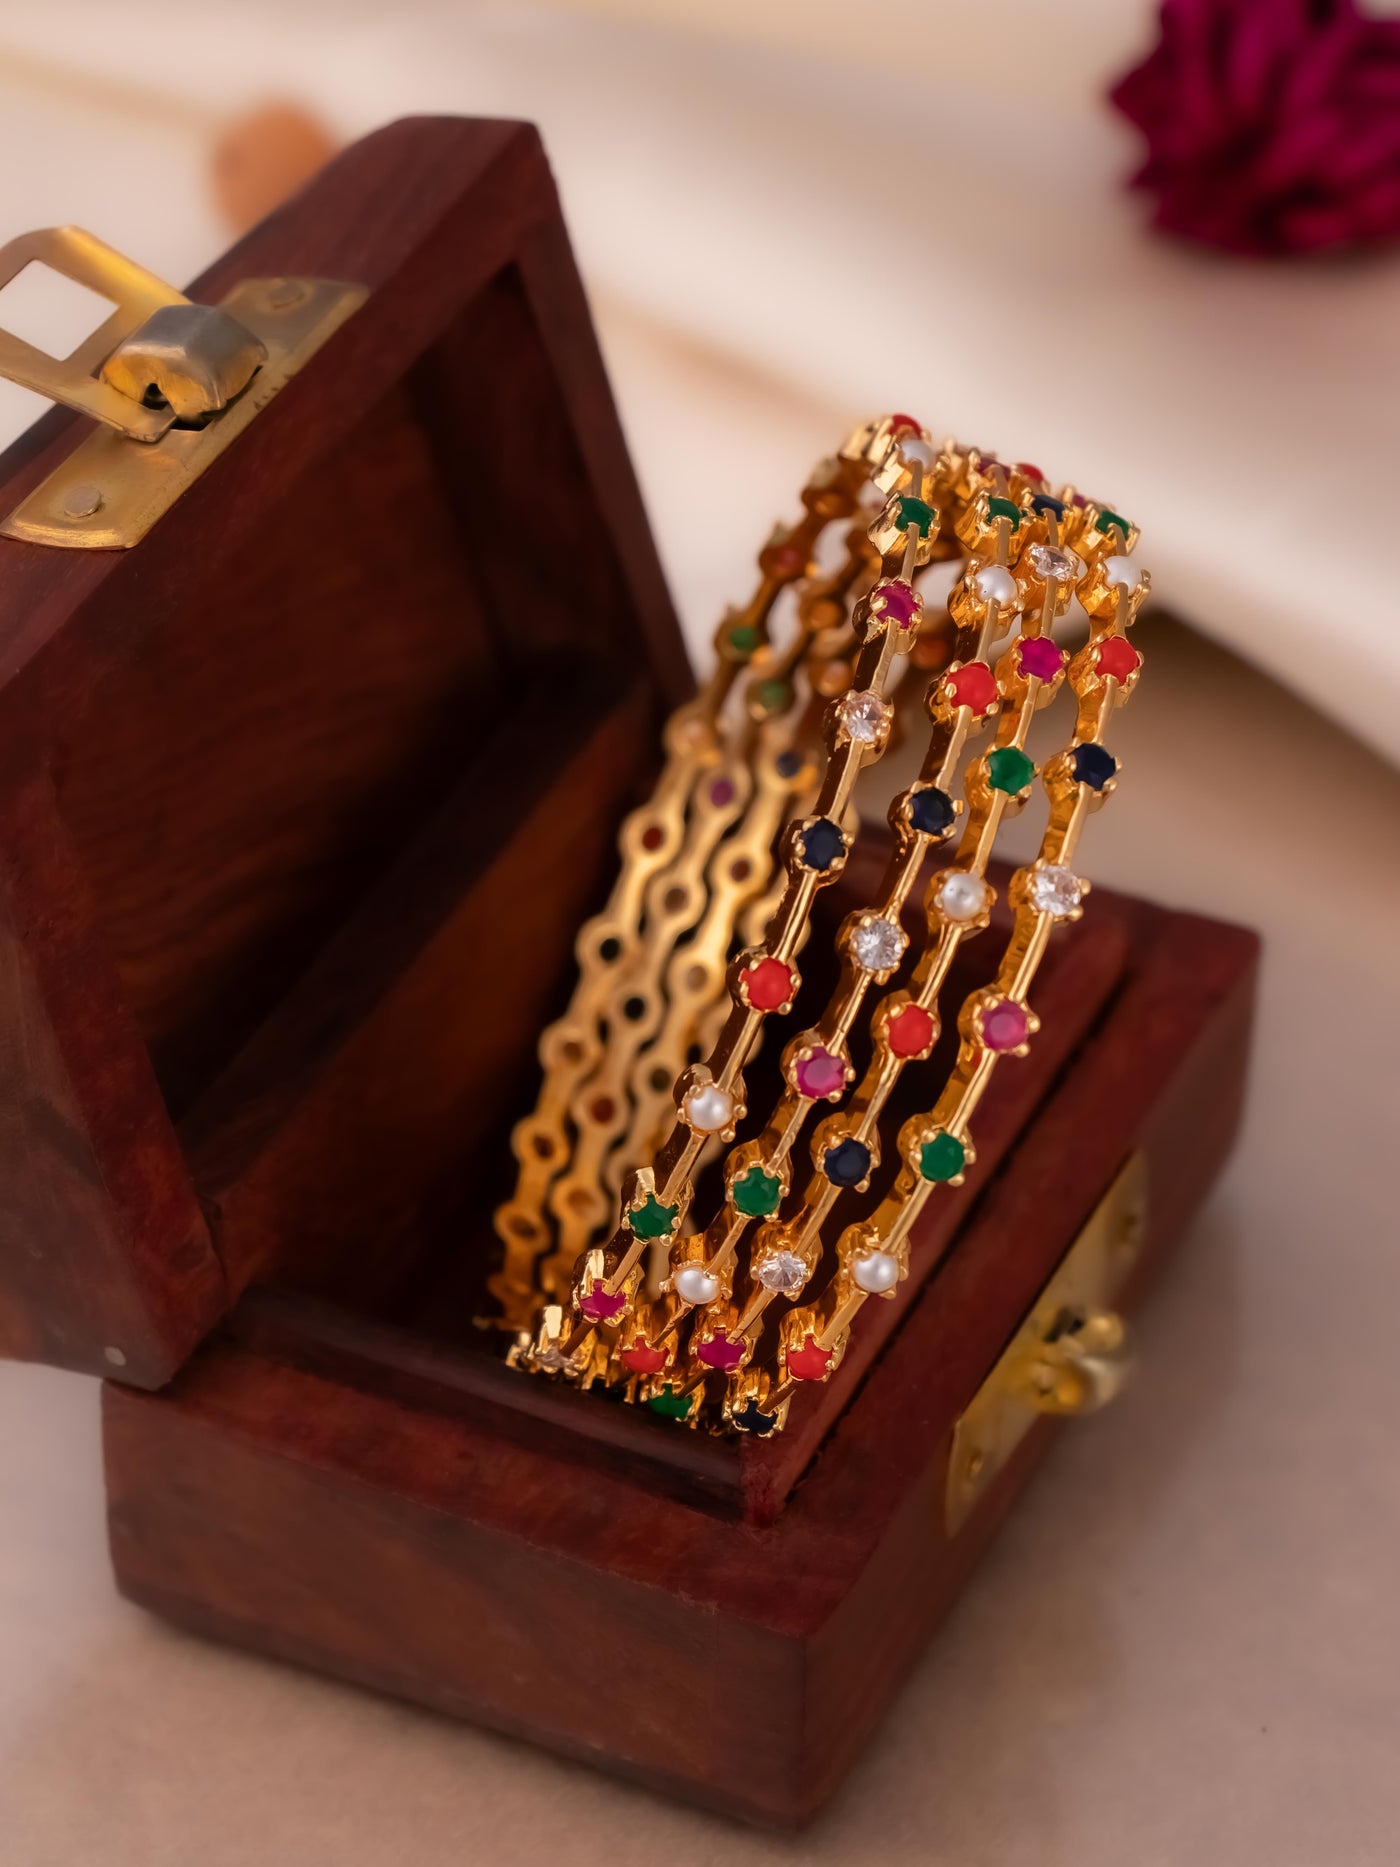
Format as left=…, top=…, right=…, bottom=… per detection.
left=987, top=745, right=1036, bottom=795
left=647, top=1385, right=694, bottom=1420
left=628, top=1193, right=679, bottom=1240
left=918, top=1131, right=967, bottom=1183
left=1098, top=507, right=1131, bottom=539
left=755, top=677, right=791, bottom=713
left=896, top=495, right=935, bottom=537
left=988, top=495, right=1021, bottom=529
left=726, top=622, right=760, bottom=657
left=732, top=1167, right=782, bottom=1218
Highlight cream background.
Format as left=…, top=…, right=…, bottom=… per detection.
left=0, top=0, right=1396, bottom=757
left=0, top=8, right=1397, bottom=1862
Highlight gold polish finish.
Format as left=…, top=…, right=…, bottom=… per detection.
left=945, top=1151, right=1146, bottom=1535
left=0, top=227, right=366, bottom=548
left=0, top=226, right=192, bottom=443
left=100, top=301, right=267, bottom=423
left=507, top=417, right=1150, bottom=1433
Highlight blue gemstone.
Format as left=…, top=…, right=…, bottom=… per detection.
left=776, top=750, right=802, bottom=779
left=906, top=786, right=955, bottom=838
left=1071, top=742, right=1117, bottom=791
left=733, top=1399, right=778, bottom=1436
left=823, top=1137, right=871, bottom=1187
left=798, top=817, right=846, bottom=872
left=1031, top=493, right=1066, bottom=518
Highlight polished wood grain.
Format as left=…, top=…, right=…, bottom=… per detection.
left=105, top=897, right=1259, bottom=1824
left=0, top=119, right=682, bottom=1383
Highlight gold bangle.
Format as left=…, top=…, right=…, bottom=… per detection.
left=491, top=449, right=875, bottom=1327
left=503, top=417, right=1148, bottom=1436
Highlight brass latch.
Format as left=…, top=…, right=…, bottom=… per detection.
left=0, top=227, right=366, bottom=549
left=945, top=1152, right=1146, bottom=1535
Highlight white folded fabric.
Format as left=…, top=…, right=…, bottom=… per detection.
left=1, top=0, right=1396, bottom=760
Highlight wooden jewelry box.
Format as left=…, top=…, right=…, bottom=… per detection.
left=0, top=118, right=1259, bottom=1826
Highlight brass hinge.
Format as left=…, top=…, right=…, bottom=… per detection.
left=0, top=227, right=366, bottom=549
left=945, top=1152, right=1147, bottom=1536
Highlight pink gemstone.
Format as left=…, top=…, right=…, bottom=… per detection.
left=579, top=1286, right=627, bottom=1323
left=795, top=1046, right=846, bottom=1099
left=696, top=1330, right=746, bottom=1373
left=710, top=777, right=736, bottom=807
left=872, top=580, right=919, bottom=628
left=981, top=1000, right=1029, bottom=1052
left=1018, top=636, right=1065, bottom=681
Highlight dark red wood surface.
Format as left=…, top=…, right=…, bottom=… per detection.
left=0, top=119, right=684, bottom=1383
left=104, top=899, right=1259, bottom=1824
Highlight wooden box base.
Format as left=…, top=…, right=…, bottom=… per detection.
left=102, top=891, right=1257, bottom=1826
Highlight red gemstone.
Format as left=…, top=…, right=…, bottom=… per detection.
left=980, top=1000, right=1029, bottom=1052
left=1015, top=461, right=1045, bottom=482
left=871, top=579, right=919, bottom=628
left=944, top=661, right=999, bottom=716
left=888, top=412, right=922, bottom=436
left=1096, top=636, right=1142, bottom=684
left=887, top=1002, right=935, bottom=1059
left=742, top=955, right=795, bottom=1011
left=787, top=1333, right=834, bottom=1381
left=697, top=1330, right=746, bottom=1373
left=579, top=1286, right=627, bottom=1324
left=619, top=1334, right=669, bottom=1375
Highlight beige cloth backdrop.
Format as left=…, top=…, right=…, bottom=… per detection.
left=0, top=10, right=1396, bottom=1865
left=0, top=0, right=1397, bottom=757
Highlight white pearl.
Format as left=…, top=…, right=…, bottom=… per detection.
left=899, top=435, right=935, bottom=471
left=1104, top=553, right=1141, bottom=590
left=683, top=1083, right=734, bottom=1133
left=937, top=871, right=989, bottom=923
left=975, top=564, right=1020, bottom=611
left=853, top=1250, right=900, bottom=1294
left=675, top=1266, right=719, bottom=1306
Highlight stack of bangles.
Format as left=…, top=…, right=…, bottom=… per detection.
left=493, top=413, right=1148, bottom=1436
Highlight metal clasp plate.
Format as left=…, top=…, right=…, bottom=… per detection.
left=0, top=227, right=366, bottom=549
left=944, top=1152, right=1147, bottom=1535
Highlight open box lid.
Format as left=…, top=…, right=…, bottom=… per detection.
left=0, top=117, right=687, bottom=1387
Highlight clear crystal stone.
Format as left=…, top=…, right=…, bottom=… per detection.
left=755, top=1249, right=807, bottom=1296
left=1028, top=543, right=1084, bottom=585
left=1029, top=864, right=1084, bottom=917
left=838, top=689, right=890, bottom=744
left=851, top=916, right=905, bottom=972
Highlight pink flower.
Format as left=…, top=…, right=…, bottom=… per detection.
left=1110, top=0, right=1400, bottom=255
